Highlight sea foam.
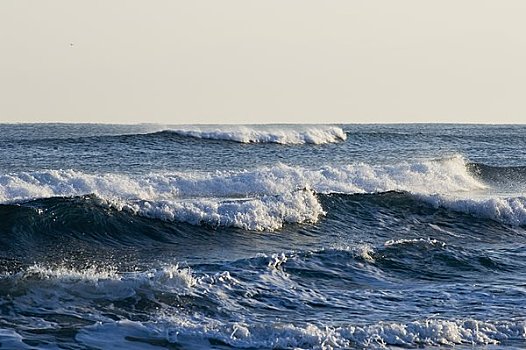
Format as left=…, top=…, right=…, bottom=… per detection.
left=0, top=156, right=482, bottom=202
left=76, top=317, right=526, bottom=349
left=421, top=194, right=526, bottom=226
left=111, top=190, right=323, bottom=231
left=1, top=156, right=524, bottom=228
left=15, top=263, right=523, bottom=349
left=167, top=125, right=347, bottom=144
left=11, top=263, right=198, bottom=300
left=5, top=260, right=526, bottom=349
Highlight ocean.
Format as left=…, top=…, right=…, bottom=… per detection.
left=0, top=123, right=525, bottom=349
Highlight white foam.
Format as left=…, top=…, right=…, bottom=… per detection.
left=5, top=155, right=525, bottom=229
left=76, top=318, right=526, bottom=349
left=266, top=252, right=289, bottom=269
left=0, top=156, right=482, bottom=201
left=168, top=125, right=347, bottom=144
left=420, top=194, right=526, bottom=226
left=384, top=238, right=446, bottom=247
left=14, top=264, right=198, bottom=300
left=0, top=169, right=159, bottom=203
left=6, top=261, right=526, bottom=349
left=25, top=264, right=120, bottom=281
left=328, top=243, right=377, bottom=263
left=342, top=319, right=526, bottom=348
left=113, top=190, right=323, bottom=231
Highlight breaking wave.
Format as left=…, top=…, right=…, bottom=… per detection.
left=2, top=155, right=526, bottom=229
left=419, top=194, right=526, bottom=226
left=0, top=155, right=483, bottom=202
left=164, top=125, right=347, bottom=144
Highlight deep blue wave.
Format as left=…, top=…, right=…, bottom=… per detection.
left=2, top=192, right=524, bottom=275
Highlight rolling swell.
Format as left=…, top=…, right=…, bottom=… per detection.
left=323, top=191, right=526, bottom=228
left=2, top=195, right=526, bottom=349
left=2, top=191, right=525, bottom=256
left=1, top=125, right=347, bottom=145
left=0, top=196, right=187, bottom=247
left=468, top=162, right=526, bottom=185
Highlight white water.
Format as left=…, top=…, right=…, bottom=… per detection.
left=420, top=194, right=526, bottom=226
left=167, top=125, right=347, bottom=144
left=2, top=156, right=525, bottom=228
left=75, top=314, right=526, bottom=349
left=5, top=262, right=525, bottom=349
left=110, top=190, right=323, bottom=231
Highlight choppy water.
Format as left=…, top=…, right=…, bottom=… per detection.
left=0, top=123, right=525, bottom=349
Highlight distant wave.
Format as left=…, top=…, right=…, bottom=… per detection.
left=2, top=156, right=526, bottom=228
left=164, top=125, right=347, bottom=144
left=2, top=125, right=347, bottom=145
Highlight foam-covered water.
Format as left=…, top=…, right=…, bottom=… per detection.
left=1, top=123, right=526, bottom=349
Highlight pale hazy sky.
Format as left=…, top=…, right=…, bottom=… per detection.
left=1, top=1, right=525, bottom=124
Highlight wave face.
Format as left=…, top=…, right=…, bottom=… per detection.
left=1, top=124, right=526, bottom=349
left=165, top=125, right=347, bottom=144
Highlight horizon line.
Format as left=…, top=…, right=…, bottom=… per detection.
left=1, top=121, right=526, bottom=126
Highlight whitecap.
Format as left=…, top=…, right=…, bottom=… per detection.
left=167, top=125, right=347, bottom=145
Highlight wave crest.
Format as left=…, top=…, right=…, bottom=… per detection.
left=9, top=263, right=198, bottom=299
left=110, top=190, right=323, bottom=231
left=0, top=156, right=482, bottom=204
left=421, top=194, right=526, bottom=226
left=3, top=156, right=524, bottom=228
left=166, top=125, right=347, bottom=144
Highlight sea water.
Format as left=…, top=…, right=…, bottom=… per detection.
left=0, top=124, right=525, bottom=349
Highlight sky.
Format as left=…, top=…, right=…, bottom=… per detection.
left=1, top=0, right=525, bottom=124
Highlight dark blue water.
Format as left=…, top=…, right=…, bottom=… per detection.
left=0, top=124, right=525, bottom=349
